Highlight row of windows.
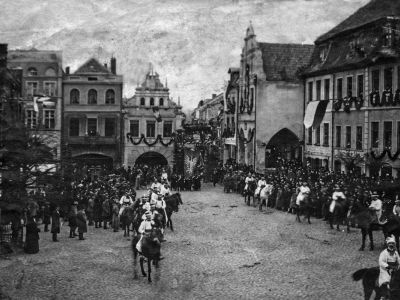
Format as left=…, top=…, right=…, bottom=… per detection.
left=70, top=89, right=115, bottom=105
left=26, top=81, right=57, bottom=97
left=308, top=121, right=400, bottom=150
left=27, top=67, right=56, bottom=77
left=307, top=65, right=400, bottom=102
left=25, top=110, right=55, bottom=129
left=139, top=97, right=165, bottom=107
left=129, top=120, right=173, bottom=138
left=69, top=118, right=116, bottom=137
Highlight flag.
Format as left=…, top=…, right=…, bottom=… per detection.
left=152, top=106, right=162, bottom=122
left=33, top=96, right=39, bottom=112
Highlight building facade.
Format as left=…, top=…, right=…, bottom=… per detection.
left=123, top=70, right=184, bottom=168
left=222, top=68, right=239, bottom=163
left=63, top=57, right=123, bottom=167
left=237, top=24, right=314, bottom=172
left=7, top=48, right=63, bottom=160
left=303, top=0, right=400, bottom=178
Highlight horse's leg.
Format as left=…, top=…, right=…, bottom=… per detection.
left=336, top=212, right=340, bottom=231
left=307, top=208, right=311, bottom=224
left=329, top=212, right=334, bottom=229
left=147, top=258, right=152, bottom=282
left=359, top=228, right=366, bottom=251
left=170, top=218, right=174, bottom=232
left=140, top=256, right=146, bottom=277
left=296, top=207, right=301, bottom=223
left=368, top=228, right=374, bottom=251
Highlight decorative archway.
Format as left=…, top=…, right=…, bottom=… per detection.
left=135, top=151, right=168, bottom=166
left=265, top=128, right=300, bottom=168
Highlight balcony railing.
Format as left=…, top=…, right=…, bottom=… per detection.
left=67, top=135, right=117, bottom=145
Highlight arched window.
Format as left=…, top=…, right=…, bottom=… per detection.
left=140, top=98, right=145, bottom=106
left=105, top=89, right=115, bottom=104
left=88, top=89, right=97, bottom=104
left=70, top=89, right=80, bottom=104
left=27, top=67, right=37, bottom=76
left=45, top=68, right=56, bottom=76
left=150, top=97, right=154, bottom=106
left=159, top=98, right=164, bottom=106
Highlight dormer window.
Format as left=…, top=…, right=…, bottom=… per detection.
left=150, top=98, right=154, bottom=106
left=27, top=67, right=37, bottom=76
left=383, top=23, right=394, bottom=47
left=319, top=46, right=329, bottom=62
left=140, top=98, right=145, bottom=106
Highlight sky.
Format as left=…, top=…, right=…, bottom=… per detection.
left=0, top=0, right=369, bottom=111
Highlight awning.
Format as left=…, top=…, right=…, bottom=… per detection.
left=303, top=100, right=329, bottom=129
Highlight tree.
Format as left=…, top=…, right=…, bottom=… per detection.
left=336, top=150, right=365, bottom=174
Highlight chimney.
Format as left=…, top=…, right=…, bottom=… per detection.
left=65, top=66, right=70, bottom=74
left=212, top=93, right=217, bottom=99
left=0, top=43, right=8, bottom=69
left=110, top=57, right=116, bottom=74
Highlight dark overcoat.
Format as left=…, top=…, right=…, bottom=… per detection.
left=76, top=211, right=87, bottom=233
left=51, top=210, right=61, bottom=234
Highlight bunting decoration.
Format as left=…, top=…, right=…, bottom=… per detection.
left=333, top=99, right=342, bottom=111
left=343, top=96, right=352, bottom=113
left=370, top=149, right=400, bottom=161
left=369, top=91, right=380, bottom=107
left=126, top=133, right=174, bottom=147
left=354, top=95, right=363, bottom=110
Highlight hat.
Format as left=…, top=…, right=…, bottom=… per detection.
left=371, top=192, right=379, bottom=198
left=73, top=201, right=78, bottom=205
left=334, top=185, right=340, bottom=190
left=386, top=235, right=396, bottom=245
left=145, top=211, right=151, bottom=216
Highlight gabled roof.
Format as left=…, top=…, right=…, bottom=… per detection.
left=74, top=58, right=111, bottom=74
left=316, top=0, right=400, bottom=44
left=259, top=43, right=314, bottom=81
left=8, top=49, right=62, bottom=63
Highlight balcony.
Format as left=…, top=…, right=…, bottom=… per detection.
left=67, top=135, right=117, bottom=145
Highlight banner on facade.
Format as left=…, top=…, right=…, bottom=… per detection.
left=184, top=148, right=203, bottom=177
left=303, top=100, right=329, bottom=129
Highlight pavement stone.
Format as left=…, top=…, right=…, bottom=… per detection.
left=0, top=183, right=379, bottom=299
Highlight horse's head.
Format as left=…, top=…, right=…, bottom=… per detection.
left=176, top=193, right=183, bottom=205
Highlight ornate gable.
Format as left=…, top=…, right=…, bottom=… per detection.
left=74, top=58, right=111, bottom=74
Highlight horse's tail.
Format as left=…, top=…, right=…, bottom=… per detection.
left=352, top=268, right=368, bottom=281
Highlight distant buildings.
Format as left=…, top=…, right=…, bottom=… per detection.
left=123, top=70, right=184, bottom=168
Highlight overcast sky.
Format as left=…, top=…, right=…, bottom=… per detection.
left=0, top=0, right=369, bottom=110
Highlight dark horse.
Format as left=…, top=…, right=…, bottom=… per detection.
left=243, top=181, right=256, bottom=207
left=120, top=205, right=136, bottom=237
left=164, top=193, right=182, bottom=232
left=131, top=228, right=162, bottom=282
left=296, top=195, right=313, bottom=224
left=329, top=197, right=350, bottom=231
left=353, top=266, right=400, bottom=300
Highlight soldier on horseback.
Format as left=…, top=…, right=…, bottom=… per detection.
left=136, top=211, right=154, bottom=253
left=369, top=192, right=384, bottom=224
left=379, top=235, right=400, bottom=299
left=329, top=185, right=346, bottom=214
left=296, top=181, right=310, bottom=207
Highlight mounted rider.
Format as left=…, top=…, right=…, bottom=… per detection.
left=379, top=235, right=400, bottom=298
left=150, top=177, right=162, bottom=193
left=255, top=176, right=267, bottom=198
left=160, top=182, right=171, bottom=197
left=244, top=172, right=255, bottom=193
left=369, top=192, right=383, bottom=224
left=118, top=191, right=133, bottom=216
left=296, top=181, right=311, bottom=206
left=329, top=185, right=346, bottom=214
left=393, top=198, right=400, bottom=217
left=136, top=211, right=155, bottom=253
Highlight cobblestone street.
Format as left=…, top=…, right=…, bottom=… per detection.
left=1, top=183, right=379, bottom=300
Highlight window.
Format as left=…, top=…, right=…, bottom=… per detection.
left=316, top=80, right=321, bottom=101
left=384, top=67, right=393, bottom=90
left=308, top=82, right=313, bottom=102
left=357, top=74, right=364, bottom=97
left=150, top=98, right=155, bottom=106
left=159, top=98, right=164, bottom=106
left=371, top=122, right=379, bottom=148
left=43, top=110, right=55, bottom=129
left=323, top=123, right=329, bottom=146
left=44, top=81, right=56, bottom=96
left=336, top=126, right=341, bottom=148
left=397, top=67, right=400, bottom=90
left=308, top=127, right=312, bottom=145
left=87, top=118, right=97, bottom=136
left=384, top=121, right=392, bottom=149
left=70, top=89, right=80, bottom=104
left=88, top=77, right=98, bottom=81
left=26, top=82, right=38, bottom=96
left=88, top=89, right=97, bottom=104
left=105, top=89, right=115, bottom=104
left=45, top=68, right=56, bottom=76
left=163, top=121, right=173, bottom=137
left=129, top=120, right=139, bottom=137
left=315, top=126, right=321, bottom=145
left=346, top=76, right=353, bottom=96
left=27, top=67, right=37, bottom=76
left=69, top=118, right=79, bottom=136
left=104, top=118, right=115, bottom=137
left=356, top=126, right=363, bottom=150
left=345, top=126, right=352, bottom=148
left=146, top=121, right=155, bottom=137
left=398, top=121, right=400, bottom=150
left=372, top=70, right=380, bottom=91
left=26, top=110, right=37, bottom=129
left=324, top=79, right=330, bottom=100
left=337, top=78, right=343, bottom=99
left=140, top=98, right=145, bottom=106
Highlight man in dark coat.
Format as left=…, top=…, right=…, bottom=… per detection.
left=76, top=206, right=87, bottom=240
left=42, top=203, right=51, bottom=232
left=68, top=202, right=78, bottom=238
left=102, top=198, right=110, bottom=229
left=51, top=206, right=61, bottom=242
left=24, top=217, right=40, bottom=254
left=86, top=197, right=94, bottom=226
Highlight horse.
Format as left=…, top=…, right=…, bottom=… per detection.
left=120, top=205, right=136, bottom=237
left=131, top=228, right=163, bottom=283
left=164, top=193, right=182, bottom=232
left=353, top=266, right=400, bottom=300
left=295, top=194, right=313, bottom=224
left=243, top=180, right=256, bottom=207
left=329, top=197, right=350, bottom=231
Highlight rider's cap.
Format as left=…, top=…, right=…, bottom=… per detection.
left=371, top=192, right=379, bottom=197
left=386, top=236, right=396, bottom=244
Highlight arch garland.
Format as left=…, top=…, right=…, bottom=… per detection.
left=126, top=133, right=174, bottom=147
left=239, top=128, right=255, bottom=144
left=369, top=89, right=400, bottom=107
left=370, top=149, right=400, bottom=161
